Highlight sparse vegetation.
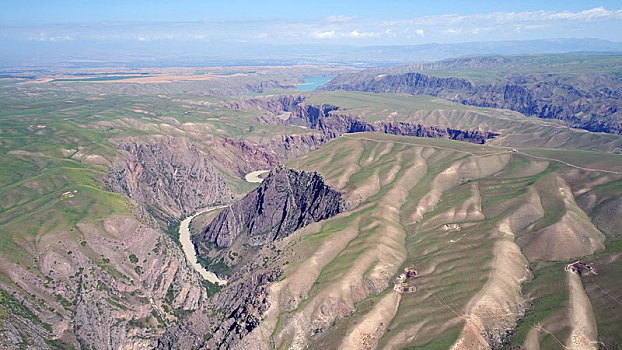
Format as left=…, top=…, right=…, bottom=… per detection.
left=197, top=255, right=231, bottom=278
left=164, top=220, right=181, bottom=244
left=0, top=289, right=52, bottom=332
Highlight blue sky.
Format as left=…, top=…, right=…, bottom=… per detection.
left=0, top=0, right=621, bottom=63
left=3, top=0, right=622, bottom=23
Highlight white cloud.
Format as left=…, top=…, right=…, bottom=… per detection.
left=549, top=7, right=615, bottom=21
left=349, top=30, right=380, bottom=38
left=313, top=30, right=336, bottom=39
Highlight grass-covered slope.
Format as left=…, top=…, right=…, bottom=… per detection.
left=236, top=132, right=622, bottom=350
left=304, top=91, right=622, bottom=152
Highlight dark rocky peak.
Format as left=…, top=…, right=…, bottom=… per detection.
left=195, top=165, right=345, bottom=250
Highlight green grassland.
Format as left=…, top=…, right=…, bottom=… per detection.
left=416, top=54, right=622, bottom=82
left=0, top=117, right=131, bottom=269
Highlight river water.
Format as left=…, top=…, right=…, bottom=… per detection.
left=244, top=169, right=269, bottom=183
left=178, top=170, right=269, bottom=285
left=178, top=207, right=228, bottom=285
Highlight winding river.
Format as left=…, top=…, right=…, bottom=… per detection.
left=244, top=169, right=269, bottom=183
left=178, top=206, right=228, bottom=285
left=178, top=170, right=269, bottom=285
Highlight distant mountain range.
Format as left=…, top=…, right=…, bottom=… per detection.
left=2, top=38, right=622, bottom=67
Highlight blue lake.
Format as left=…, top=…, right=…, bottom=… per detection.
left=298, top=77, right=333, bottom=91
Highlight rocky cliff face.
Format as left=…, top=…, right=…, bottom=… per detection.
left=203, top=269, right=281, bottom=349
left=265, top=133, right=330, bottom=159
left=226, top=94, right=305, bottom=114
left=289, top=103, right=498, bottom=144
left=195, top=166, right=345, bottom=249
left=1, top=213, right=210, bottom=349
left=107, top=136, right=234, bottom=220
left=321, top=72, right=622, bottom=134
left=231, top=94, right=497, bottom=147
left=228, top=95, right=496, bottom=152
left=217, top=139, right=280, bottom=176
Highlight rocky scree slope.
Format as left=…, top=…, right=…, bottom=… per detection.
left=321, top=71, right=622, bottom=134
left=195, top=165, right=346, bottom=250
left=106, top=136, right=234, bottom=221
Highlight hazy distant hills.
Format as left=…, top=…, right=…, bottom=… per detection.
left=353, top=38, right=622, bottom=64
left=1, top=38, right=621, bottom=67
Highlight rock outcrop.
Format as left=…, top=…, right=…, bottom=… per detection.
left=1, top=213, right=211, bottom=349
left=289, top=103, right=498, bottom=144
left=266, top=133, right=330, bottom=159
left=321, top=71, right=622, bottom=134
left=227, top=95, right=497, bottom=149
left=226, top=94, right=305, bottom=114
left=107, top=136, right=234, bottom=220
left=196, top=166, right=346, bottom=249
left=204, top=269, right=281, bottom=349
left=217, top=138, right=280, bottom=175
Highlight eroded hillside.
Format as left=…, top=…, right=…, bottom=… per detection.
left=210, top=133, right=621, bottom=350
left=107, top=136, right=234, bottom=222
